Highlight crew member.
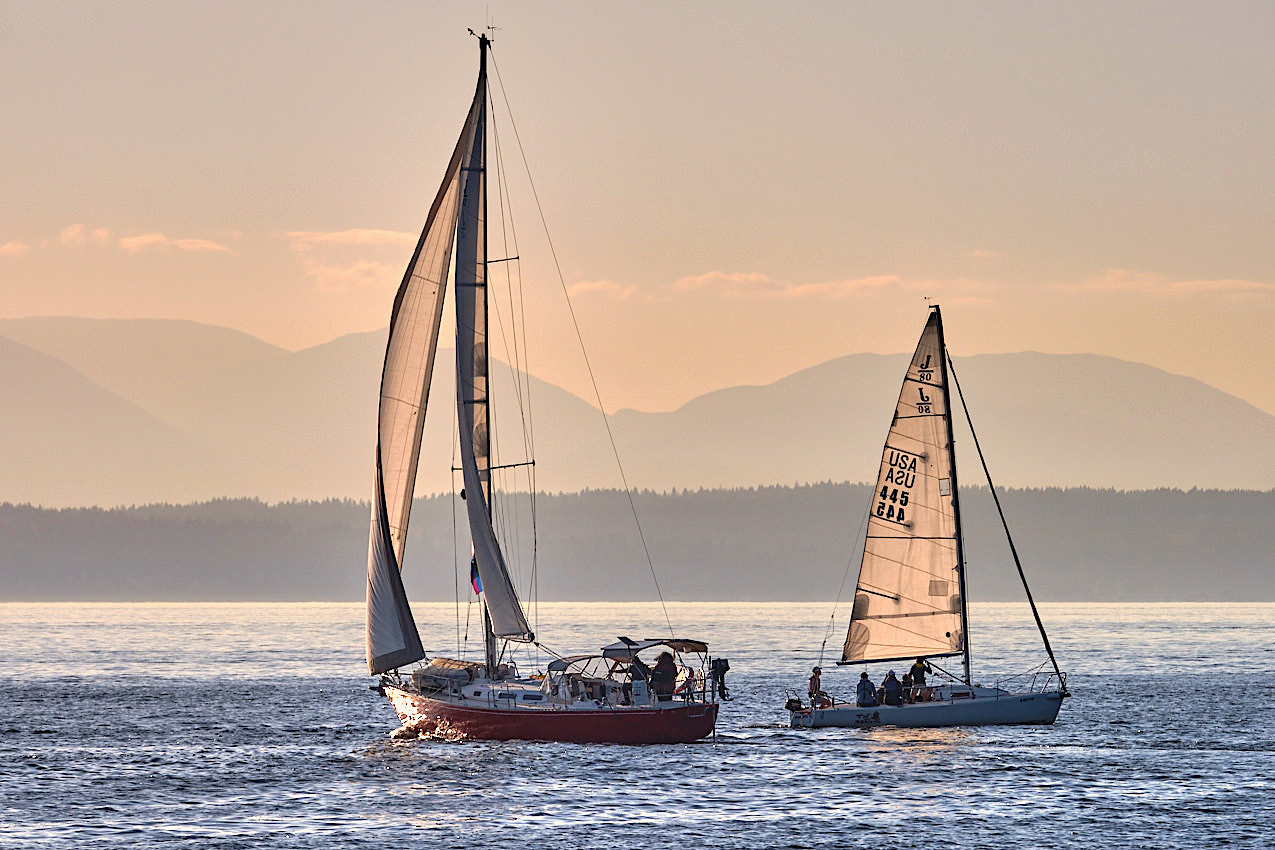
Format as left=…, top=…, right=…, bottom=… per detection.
left=808, top=666, right=831, bottom=708
left=651, top=651, right=678, bottom=701
left=856, top=671, right=878, bottom=707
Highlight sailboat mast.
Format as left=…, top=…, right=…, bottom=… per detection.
left=474, top=34, right=501, bottom=679
left=934, top=305, right=972, bottom=686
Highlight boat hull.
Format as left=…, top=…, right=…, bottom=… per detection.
left=791, top=690, right=1064, bottom=729
left=385, top=686, right=719, bottom=744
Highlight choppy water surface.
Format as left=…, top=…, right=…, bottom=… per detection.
left=1, top=601, right=1272, bottom=848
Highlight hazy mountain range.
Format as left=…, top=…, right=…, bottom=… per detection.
left=2, top=316, right=1273, bottom=507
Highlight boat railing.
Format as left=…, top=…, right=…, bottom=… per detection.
left=675, top=672, right=706, bottom=704
left=1035, top=670, right=1068, bottom=695
left=985, top=663, right=1067, bottom=695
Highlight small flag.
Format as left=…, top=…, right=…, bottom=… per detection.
left=470, top=556, right=483, bottom=595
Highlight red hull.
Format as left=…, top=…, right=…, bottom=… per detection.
left=386, top=686, right=719, bottom=744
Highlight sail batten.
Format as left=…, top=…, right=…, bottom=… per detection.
left=841, top=308, right=965, bottom=666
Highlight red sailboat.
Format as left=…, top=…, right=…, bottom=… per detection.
left=382, top=639, right=724, bottom=744
left=365, top=32, right=728, bottom=744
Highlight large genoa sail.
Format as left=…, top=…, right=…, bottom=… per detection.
left=365, top=74, right=486, bottom=675
left=841, top=307, right=965, bottom=666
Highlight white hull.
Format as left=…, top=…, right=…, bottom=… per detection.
left=791, top=687, right=1064, bottom=729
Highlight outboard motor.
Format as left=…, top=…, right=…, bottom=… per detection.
left=709, top=657, right=731, bottom=701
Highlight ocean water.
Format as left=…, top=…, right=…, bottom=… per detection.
left=1, top=601, right=1272, bottom=848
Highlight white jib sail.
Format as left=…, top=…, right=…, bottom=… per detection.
left=453, top=65, right=533, bottom=642
left=842, top=309, right=964, bottom=665
left=365, top=80, right=484, bottom=675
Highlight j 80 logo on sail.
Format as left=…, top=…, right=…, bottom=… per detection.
left=916, top=353, right=935, bottom=384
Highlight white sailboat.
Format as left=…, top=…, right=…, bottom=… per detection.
left=365, top=32, right=727, bottom=743
left=789, top=305, right=1067, bottom=729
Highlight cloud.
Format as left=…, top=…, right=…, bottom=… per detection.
left=300, top=260, right=400, bottom=293
left=568, top=279, right=637, bottom=300
left=285, top=228, right=415, bottom=251
left=283, top=228, right=416, bottom=294
left=783, top=275, right=907, bottom=299
left=673, top=269, right=991, bottom=301
left=60, top=224, right=87, bottom=246
left=674, top=270, right=777, bottom=294
left=5, top=226, right=230, bottom=258
left=1070, top=269, right=1275, bottom=298
left=119, top=232, right=233, bottom=254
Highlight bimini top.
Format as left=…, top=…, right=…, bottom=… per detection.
left=545, top=639, right=710, bottom=672
left=600, top=638, right=709, bottom=659
left=546, top=654, right=597, bottom=673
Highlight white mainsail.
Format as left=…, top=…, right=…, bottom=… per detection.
left=365, top=76, right=485, bottom=675
left=841, top=308, right=966, bottom=666
left=453, top=64, right=533, bottom=641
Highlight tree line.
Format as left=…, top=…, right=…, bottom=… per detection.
left=1, top=484, right=1271, bottom=602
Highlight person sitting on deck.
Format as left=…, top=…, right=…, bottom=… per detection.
left=651, top=651, right=678, bottom=701
left=808, top=666, right=832, bottom=708
left=855, top=671, right=878, bottom=707
left=881, top=670, right=903, bottom=706
left=900, top=672, right=914, bottom=703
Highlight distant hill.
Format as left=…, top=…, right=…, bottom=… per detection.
left=644, top=349, right=1275, bottom=492
left=1, top=486, right=1271, bottom=602
left=0, top=336, right=231, bottom=505
left=0, top=317, right=289, bottom=426
left=1, top=317, right=1273, bottom=505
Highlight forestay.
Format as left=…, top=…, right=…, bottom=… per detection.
left=365, top=73, right=485, bottom=675
left=842, top=309, right=965, bottom=665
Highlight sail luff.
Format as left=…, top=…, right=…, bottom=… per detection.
left=364, top=59, right=486, bottom=676
left=933, top=305, right=973, bottom=684
left=841, top=310, right=965, bottom=665
left=455, top=38, right=533, bottom=642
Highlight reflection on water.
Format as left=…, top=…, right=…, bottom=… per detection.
left=1, top=601, right=1272, bottom=847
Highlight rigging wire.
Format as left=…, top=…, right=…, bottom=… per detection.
left=453, top=482, right=461, bottom=659
left=494, top=83, right=541, bottom=646
left=946, top=351, right=1067, bottom=693
left=489, top=47, right=675, bottom=639
left=487, top=68, right=541, bottom=666
left=817, top=501, right=870, bottom=668
left=486, top=101, right=528, bottom=596
left=487, top=77, right=536, bottom=472
left=451, top=397, right=464, bottom=657
left=449, top=345, right=475, bottom=655
left=494, top=90, right=542, bottom=649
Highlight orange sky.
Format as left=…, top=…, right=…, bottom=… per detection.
left=3, top=2, right=1273, bottom=414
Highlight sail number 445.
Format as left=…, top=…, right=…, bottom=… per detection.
left=877, top=486, right=909, bottom=522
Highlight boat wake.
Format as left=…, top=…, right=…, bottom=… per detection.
left=390, top=718, right=469, bottom=743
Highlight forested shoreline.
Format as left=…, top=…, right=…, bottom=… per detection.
left=2, top=484, right=1271, bottom=602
